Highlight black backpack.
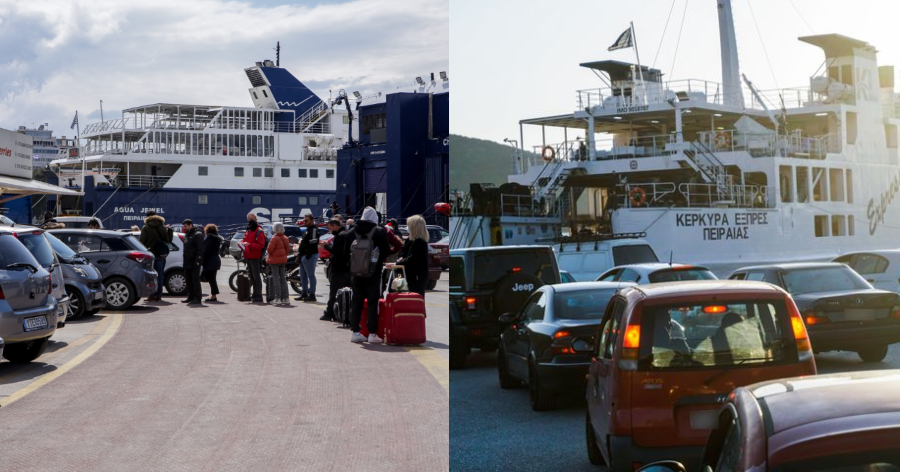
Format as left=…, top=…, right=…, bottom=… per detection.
left=153, top=239, right=170, bottom=257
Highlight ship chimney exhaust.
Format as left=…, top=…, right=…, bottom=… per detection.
left=717, top=0, right=744, bottom=108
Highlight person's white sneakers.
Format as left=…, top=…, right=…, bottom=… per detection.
left=368, top=334, right=383, bottom=344
left=280, top=299, right=290, bottom=305
left=351, top=332, right=367, bottom=343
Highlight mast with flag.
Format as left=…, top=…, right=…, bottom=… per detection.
left=608, top=22, right=645, bottom=100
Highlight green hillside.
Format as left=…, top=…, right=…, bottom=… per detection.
left=449, top=134, right=537, bottom=191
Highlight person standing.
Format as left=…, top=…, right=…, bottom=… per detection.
left=40, top=211, right=64, bottom=229
left=240, top=214, right=266, bottom=303
left=266, top=222, right=291, bottom=305
left=294, top=213, right=321, bottom=302
left=347, top=207, right=391, bottom=343
left=202, top=224, right=223, bottom=302
left=181, top=219, right=205, bottom=305
left=321, top=218, right=350, bottom=321
left=139, top=210, right=173, bottom=302
left=88, top=218, right=101, bottom=230
left=396, top=214, right=430, bottom=297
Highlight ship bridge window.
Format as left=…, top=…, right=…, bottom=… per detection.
left=263, top=90, right=268, bottom=98
left=310, top=169, right=318, bottom=178
left=253, top=168, right=262, bottom=177
left=326, top=169, right=334, bottom=178
left=796, top=166, right=809, bottom=203
left=829, top=169, right=844, bottom=201
left=198, top=166, right=208, bottom=176
left=812, top=167, right=827, bottom=202
left=779, top=166, right=793, bottom=203
left=847, top=112, right=858, bottom=144
left=264, top=168, right=273, bottom=178
left=281, top=168, right=290, bottom=178
left=253, top=91, right=259, bottom=100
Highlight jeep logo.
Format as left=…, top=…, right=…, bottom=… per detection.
left=511, top=283, right=535, bottom=292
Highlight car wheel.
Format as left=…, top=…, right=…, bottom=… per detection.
left=528, top=360, right=554, bottom=411
left=450, top=332, right=469, bottom=370
left=3, top=337, right=50, bottom=363
left=858, top=344, right=889, bottom=363
left=105, top=277, right=137, bottom=310
left=586, top=411, right=606, bottom=466
left=498, top=346, right=519, bottom=389
left=426, top=279, right=437, bottom=291
left=164, top=270, right=187, bottom=296
left=66, top=286, right=86, bottom=321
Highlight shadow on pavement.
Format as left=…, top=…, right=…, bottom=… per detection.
left=0, top=362, right=59, bottom=383
left=423, top=340, right=449, bottom=349
left=67, top=315, right=108, bottom=325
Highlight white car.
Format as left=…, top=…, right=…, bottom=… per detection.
left=554, top=237, right=658, bottom=282
left=52, top=216, right=104, bottom=229
left=130, top=231, right=185, bottom=295
left=833, top=250, right=900, bottom=293
left=595, top=263, right=718, bottom=284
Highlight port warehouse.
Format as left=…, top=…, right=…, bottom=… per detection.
left=3, top=89, right=449, bottom=228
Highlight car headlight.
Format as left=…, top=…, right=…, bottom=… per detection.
left=73, top=267, right=88, bottom=277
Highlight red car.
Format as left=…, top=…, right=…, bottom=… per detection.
left=430, top=236, right=449, bottom=270
left=585, top=281, right=817, bottom=471
left=642, top=370, right=900, bottom=472
left=318, top=232, right=334, bottom=260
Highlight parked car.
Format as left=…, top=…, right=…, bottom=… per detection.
left=585, top=281, right=817, bottom=471
left=130, top=231, right=184, bottom=296
left=431, top=235, right=449, bottom=270
left=450, top=245, right=561, bottom=369
left=498, top=281, right=635, bottom=411
left=398, top=225, right=447, bottom=243
left=45, top=232, right=106, bottom=320
left=0, top=230, right=58, bottom=363
left=596, top=263, right=718, bottom=284
left=559, top=270, right=577, bottom=283
left=318, top=232, right=334, bottom=260
left=5, top=226, right=69, bottom=327
left=641, top=370, right=900, bottom=472
left=555, top=235, right=659, bottom=282
left=49, top=229, right=157, bottom=310
left=833, top=250, right=900, bottom=293
left=729, top=262, right=900, bottom=362
left=230, top=231, right=245, bottom=259
left=52, top=216, right=104, bottom=229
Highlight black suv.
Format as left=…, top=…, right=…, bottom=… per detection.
left=449, top=245, right=560, bottom=369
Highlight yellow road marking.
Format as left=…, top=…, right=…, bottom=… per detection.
left=405, top=346, right=449, bottom=395
left=0, top=312, right=123, bottom=408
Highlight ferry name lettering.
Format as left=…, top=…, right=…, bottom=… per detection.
left=676, top=212, right=767, bottom=241
left=615, top=105, right=649, bottom=114
left=866, top=172, right=900, bottom=235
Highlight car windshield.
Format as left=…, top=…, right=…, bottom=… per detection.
left=438, top=236, right=449, bottom=244
left=641, top=300, right=792, bottom=370
left=0, top=234, right=41, bottom=269
left=649, top=268, right=718, bottom=283
left=280, top=226, right=304, bottom=238
left=123, top=235, right=148, bottom=251
left=233, top=232, right=245, bottom=241
left=17, top=232, right=56, bottom=267
left=45, top=232, right=78, bottom=262
left=554, top=288, right=617, bottom=319
left=473, top=250, right=558, bottom=288
left=612, top=244, right=659, bottom=265
left=782, top=266, right=871, bottom=295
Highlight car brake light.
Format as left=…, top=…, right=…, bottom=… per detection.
left=465, top=297, right=477, bottom=310
left=178, top=234, right=185, bottom=243
left=788, top=300, right=814, bottom=361
left=623, top=325, right=640, bottom=348
left=553, top=330, right=571, bottom=339
left=126, top=252, right=152, bottom=264
left=804, top=313, right=829, bottom=325
left=704, top=305, right=727, bottom=314
left=619, top=305, right=642, bottom=371
left=512, top=267, right=522, bottom=273
left=32, top=231, right=42, bottom=235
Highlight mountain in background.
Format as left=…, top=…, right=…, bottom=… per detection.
left=450, top=134, right=537, bottom=191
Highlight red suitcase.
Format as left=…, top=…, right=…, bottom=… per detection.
left=359, top=299, right=386, bottom=338
left=382, top=292, right=426, bottom=345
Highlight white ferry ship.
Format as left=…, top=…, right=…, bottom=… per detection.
left=453, top=0, right=900, bottom=275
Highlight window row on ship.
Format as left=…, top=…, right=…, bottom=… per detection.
left=139, top=131, right=277, bottom=157
left=196, top=166, right=334, bottom=179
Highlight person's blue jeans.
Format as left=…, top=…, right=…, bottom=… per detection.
left=154, top=256, right=166, bottom=297
left=299, top=253, right=319, bottom=294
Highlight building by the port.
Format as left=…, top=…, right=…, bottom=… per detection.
left=18, top=125, right=60, bottom=167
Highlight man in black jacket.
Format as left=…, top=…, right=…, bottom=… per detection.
left=346, top=207, right=391, bottom=343
left=321, top=219, right=349, bottom=321
left=181, top=219, right=205, bottom=305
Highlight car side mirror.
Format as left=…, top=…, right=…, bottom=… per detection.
left=498, top=312, right=515, bottom=324
left=636, top=461, right=688, bottom=472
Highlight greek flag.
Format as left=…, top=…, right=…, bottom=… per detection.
left=608, top=28, right=633, bottom=51
left=70, top=113, right=78, bottom=130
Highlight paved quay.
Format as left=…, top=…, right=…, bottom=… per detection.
left=0, top=260, right=449, bottom=471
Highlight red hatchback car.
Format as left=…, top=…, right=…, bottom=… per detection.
left=585, top=281, right=817, bottom=471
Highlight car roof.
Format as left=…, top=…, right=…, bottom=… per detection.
left=608, top=263, right=707, bottom=272
left=47, top=228, right=128, bottom=237
left=624, top=280, right=782, bottom=299
left=450, top=245, right=553, bottom=255
left=734, top=262, right=846, bottom=272
left=548, top=281, right=634, bottom=293
left=746, top=370, right=900, bottom=435
left=1, top=224, right=43, bottom=232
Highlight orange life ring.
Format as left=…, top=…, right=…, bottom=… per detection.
left=541, top=146, right=555, bottom=162
left=629, top=187, right=647, bottom=207
left=714, top=131, right=732, bottom=149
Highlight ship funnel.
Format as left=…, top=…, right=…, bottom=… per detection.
left=717, top=0, right=744, bottom=108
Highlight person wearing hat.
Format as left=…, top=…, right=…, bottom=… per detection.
left=40, top=211, right=65, bottom=230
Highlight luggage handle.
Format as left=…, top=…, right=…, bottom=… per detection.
left=384, top=264, right=407, bottom=298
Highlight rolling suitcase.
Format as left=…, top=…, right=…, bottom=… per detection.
left=382, top=266, right=426, bottom=345
left=334, top=287, right=353, bottom=327
left=237, top=271, right=251, bottom=301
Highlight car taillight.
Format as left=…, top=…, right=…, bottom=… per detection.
left=804, top=312, right=829, bottom=325
left=550, top=330, right=577, bottom=355
left=789, top=300, right=814, bottom=362
left=178, top=234, right=185, bottom=243
left=126, top=252, right=152, bottom=264
left=465, top=297, right=477, bottom=310
left=619, top=305, right=642, bottom=371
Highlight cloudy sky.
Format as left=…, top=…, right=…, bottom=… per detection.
left=453, top=0, right=900, bottom=151
left=0, top=0, right=448, bottom=133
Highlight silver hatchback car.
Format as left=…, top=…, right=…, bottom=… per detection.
left=0, top=230, right=59, bottom=363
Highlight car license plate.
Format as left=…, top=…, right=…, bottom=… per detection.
left=689, top=409, right=718, bottom=430
left=94, top=292, right=104, bottom=300
left=24, top=316, right=48, bottom=332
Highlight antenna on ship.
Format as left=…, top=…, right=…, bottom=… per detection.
left=276, top=41, right=280, bottom=67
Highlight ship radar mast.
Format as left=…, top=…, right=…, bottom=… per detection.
left=718, top=0, right=744, bottom=108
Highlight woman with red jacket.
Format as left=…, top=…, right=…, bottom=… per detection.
left=240, top=215, right=266, bottom=303
left=266, top=222, right=291, bottom=305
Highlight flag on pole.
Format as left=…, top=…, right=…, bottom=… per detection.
left=70, top=113, right=78, bottom=130
left=608, top=28, right=634, bottom=51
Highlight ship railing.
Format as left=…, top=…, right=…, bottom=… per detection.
left=499, top=193, right=554, bottom=218
left=748, top=86, right=827, bottom=109
left=696, top=130, right=838, bottom=158
left=678, top=183, right=775, bottom=208
left=109, top=175, right=171, bottom=188
left=531, top=134, right=676, bottom=164
left=619, top=182, right=677, bottom=208
left=575, top=79, right=726, bottom=110
left=81, top=118, right=136, bottom=135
